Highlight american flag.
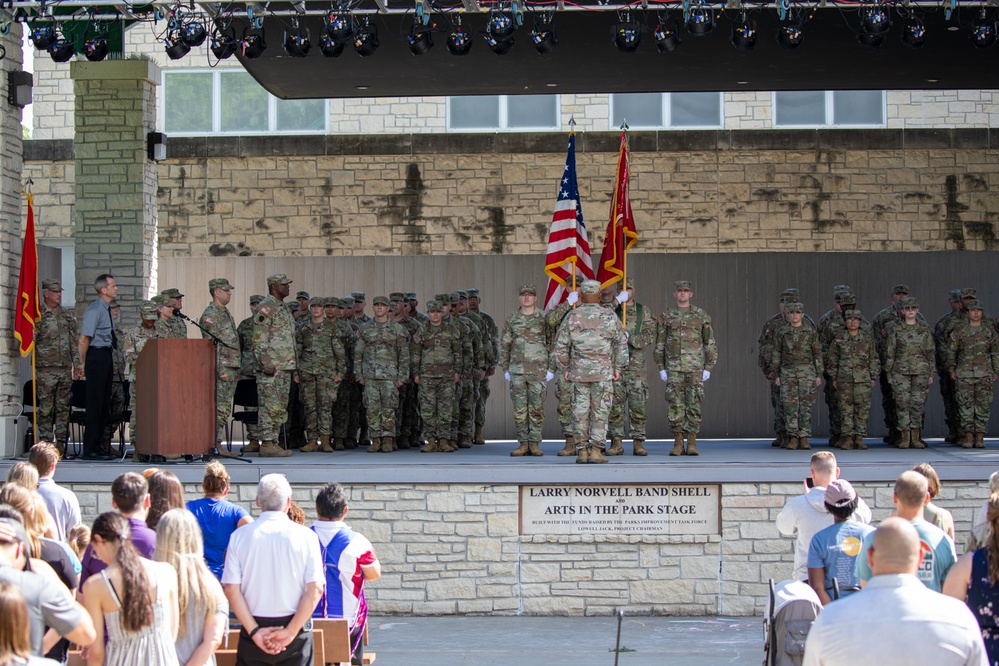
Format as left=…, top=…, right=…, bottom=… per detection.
left=544, top=132, right=594, bottom=311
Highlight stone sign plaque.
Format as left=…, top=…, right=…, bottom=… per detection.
left=519, top=484, right=720, bottom=536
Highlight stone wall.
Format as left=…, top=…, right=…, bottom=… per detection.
left=62, top=479, right=986, bottom=617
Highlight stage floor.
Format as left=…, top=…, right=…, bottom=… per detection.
left=38, top=437, right=999, bottom=486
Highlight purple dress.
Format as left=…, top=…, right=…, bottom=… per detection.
left=967, top=547, right=999, bottom=665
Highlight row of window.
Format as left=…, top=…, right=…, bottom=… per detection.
left=160, top=70, right=886, bottom=136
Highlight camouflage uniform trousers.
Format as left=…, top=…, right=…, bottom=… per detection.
left=891, top=374, right=931, bottom=430
left=835, top=379, right=872, bottom=436
left=300, top=373, right=339, bottom=438
left=956, top=376, right=996, bottom=433
left=770, top=379, right=785, bottom=436
left=823, top=374, right=842, bottom=436
left=418, top=377, right=456, bottom=440
left=451, top=378, right=476, bottom=440
left=35, top=367, right=72, bottom=444
left=397, top=382, right=420, bottom=440
left=256, top=370, right=293, bottom=442
left=101, top=381, right=127, bottom=449
left=509, top=375, right=546, bottom=443
left=665, top=372, right=705, bottom=434
left=879, top=371, right=897, bottom=433
left=572, top=379, right=614, bottom=450
left=333, top=379, right=353, bottom=440
left=286, top=381, right=307, bottom=448
left=608, top=371, right=648, bottom=440
left=243, top=377, right=261, bottom=443
left=555, top=373, right=574, bottom=437
left=780, top=374, right=818, bottom=438
left=939, top=372, right=959, bottom=434
left=362, top=379, right=400, bottom=438
left=350, top=381, right=368, bottom=441
left=475, top=377, right=491, bottom=427
left=215, top=371, right=239, bottom=442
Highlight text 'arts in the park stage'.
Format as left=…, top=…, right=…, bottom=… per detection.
left=519, top=484, right=721, bottom=536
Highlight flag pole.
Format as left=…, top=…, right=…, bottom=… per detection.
left=30, top=350, right=38, bottom=448
left=569, top=117, right=578, bottom=308
left=620, top=122, right=629, bottom=330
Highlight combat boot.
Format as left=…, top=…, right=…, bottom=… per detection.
left=334, top=437, right=346, bottom=451
left=55, top=441, right=66, bottom=458
left=260, top=441, right=293, bottom=458
left=319, top=435, right=334, bottom=453
left=557, top=435, right=576, bottom=456
left=440, top=438, right=456, bottom=452
left=685, top=432, right=699, bottom=456
left=779, top=433, right=789, bottom=449
left=945, top=430, right=958, bottom=444
left=473, top=424, right=485, bottom=445
left=960, top=431, right=975, bottom=448
left=359, top=427, right=370, bottom=448
left=528, top=441, right=544, bottom=457
left=420, top=438, right=440, bottom=453
left=853, top=435, right=867, bottom=450
left=829, top=433, right=840, bottom=447
left=510, top=442, right=530, bottom=457
left=633, top=440, right=648, bottom=456
left=382, top=436, right=396, bottom=452
left=458, top=435, right=473, bottom=449
left=786, top=436, right=800, bottom=450
left=300, top=439, right=321, bottom=453
left=607, top=439, right=625, bottom=456
left=910, top=430, right=926, bottom=449
left=345, top=438, right=358, bottom=449
left=243, top=439, right=261, bottom=454
left=975, top=432, right=987, bottom=449
left=798, top=437, right=811, bottom=450
left=839, top=435, right=854, bottom=451
left=588, top=445, right=608, bottom=464
left=396, top=437, right=410, bottom=450
left=366, top=437, right=382, bottom=453
left=771, top=432, right=782, bottom=448
left=575, top=446, right=590, bottom=464
left=669, top=433, right=684, bottom=456
left=898, top=429, right=911, bottom=449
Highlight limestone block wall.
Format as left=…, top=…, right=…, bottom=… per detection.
left=62, top=479, right=987, bottom=617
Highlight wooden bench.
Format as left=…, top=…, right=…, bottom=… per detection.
left=214, top=623, right=373, bottom=666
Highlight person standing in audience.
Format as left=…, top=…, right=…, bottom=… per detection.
left=186, top=462, right=252, bottom=582
left=29, top=442, right=81, bottom=543
left=913, top=463, right=956, bottom=540
left=807, top=480, right=875, bottom=604
left=145, top=471, right=184, bottom=531
left=79, top=473, right=156, bottom=587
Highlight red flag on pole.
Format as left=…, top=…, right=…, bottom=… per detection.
left=14, top=195, right=41, bottom=357
left=596, top=129, right=638, bottom=289
left=544, top=130, right=594, bottom=310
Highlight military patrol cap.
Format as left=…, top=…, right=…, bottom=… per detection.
left=674, top=280, right=693, bottom=291
left=389, top=292, right=406, bottom=303
left=580, top=279, right=601, bottom=295
left=449, top=292, right=461, bottom=305
left=372, top=296, right=390, bottom=306
left=249, top=294, right=264, bottom=305
left=786, top=302, right=804, bottom=313
left=779, top=289, right=801, bottom=304
left=899, top=296, right=919, bottom=308
left=296, top=291, right=310, bottom=300
left=266, top=274, right=293, bottom=287
left=949, top=289, right=962, bottom=302
left=310, top=297, right=325, bottom=307
left=838, top=292, right=857, bottom=306
left=405, top=291, right=417, bottom=300
left=209, top=278, right=235, bottom=291
left=456, top=290, right=469, bottom=300
left=326, top=297, right=340, bottom=308
left=436, top=292, right=451, bottom=302
left=519, top=284, right=537, bottom=296
left=892, top=284, right=910, bottom=295
left=961, top=288, right=977, bottom=299
left=351, top=292, right=366, bottom=302
left=625, top=278, right=635, bottom=290
left=161, top=288, right=184, bottom=299
left=341, top=296, right=355, bottom=307
left=108, top=299, right=120, bottom=309
left=967, top=299, right=984, bottom=311
left=41, top=279, right=63, bottom=292
left=466, top=289, right=479, bottom=298
left=288, top=302, right=300, bottom=313
left=832, top=284, right=851, bottom=294
left=139, top=300, right=159, bottom=321
left=152, top=294, right=173, bottom=308
left=844, top=309, right=863, bottom=320
left=427, top=300, right=443, bottom=312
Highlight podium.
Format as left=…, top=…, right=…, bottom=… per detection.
left=135, top=339, right=215, bottom=457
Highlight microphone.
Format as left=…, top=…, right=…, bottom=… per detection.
left=173, top=308, right=181, bottom=317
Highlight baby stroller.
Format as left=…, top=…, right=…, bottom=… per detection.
left=763, top=579, right=823, bottom=666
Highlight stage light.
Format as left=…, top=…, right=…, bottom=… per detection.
left=686, top=6, right=715, bottom=36
left=182, top=22, right=207, bottom=47
left=971, top=18, right=996, bottom=48
left=484, top=33, right=514, bottom=54
left=901, top=17, right=926, bottom=47
left=731, top=17, right=757, bottom=50
left=49, top=38, right=74, bottom=62
left=531, top=22, right=557, bottom=55
left=284, top=29, right=311, bottom=56
left=211, top=30, right=239, bottom=59
left=30, top=26, right=57, bottom=50
left=654, top=22, right=681, bottom=52
left=408, top=26, right=433, bottom=55
left=84, top=36, right=109, bottom=61
left=354, top=20, right=378, bottom=56
left=487, top=10, right=516, bottom=41
left=320, top=34, right=344, bottom=56
left=325, top=11, right=353, bottom=40
left=614, top=15, right=641, bottom=53
left=164, top=32, right=190, bottom=59
left=243, top=31, right=267, bottom=58
left=446, top=26, right=472, bottom=55
left=858, top=5, right=890, bottom=47
left=776, top=24, right=803, bottom=48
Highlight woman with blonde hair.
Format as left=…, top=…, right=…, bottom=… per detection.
left=0, top=487, right=69, bottom=592
left=913, top=462, right=955, bottom=540
left=5, top=463, right=38, bottom=492
left=0, top=581, right=59, bottom=666
left=81, top=512, right=179, bottom=666
left=154, top=509, right=228, bottom=666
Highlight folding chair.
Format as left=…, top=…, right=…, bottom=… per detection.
left=229, top=378, right=259, bottom=452
left=67, top=379, right=87, bottom=458
left=16, top=380, right=36, bottom=456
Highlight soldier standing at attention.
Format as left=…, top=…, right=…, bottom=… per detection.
left=250, top=274, right=297, bottom=458
left=773, top=302, right=824, bottom=451
left=449, top=292, right=483, bottom=449
left=33, top=279, right=79, bottom=457
left=354, top=296, right=410, bottom=453
left=237, top=294, right=264, bottom=453
left=467, top=288, right=499, bottom=445
left=458, top=291, right=491, bottom=446
left=654, top=280, right=717, bottom=457
left=947, top=299, right=999, bottom=449
left=407, top=292, right=429, bottom=326
left=390, top=292, right=421, bottom=449
left=873, top=285, right=914, bottom=444
left=500, top=284, right=553, bottom=457
left=160, top=288, right=187, bottom=338
left=884, top=297, right=935, bottom=449
left=758, top=289, right=810, bottom=448
left=353, top=292, right=371, bottom=325
left=608, top=278, right=657, bottom=457
left=329, top=298, right=358, bottom=450
left=826, top=310, right=879, bottom=451
left=153, top=294, right=184, bottom=338
left=294, top=291, right=311, bottom=322
left=123, top=301, right=159, bottom=461
left=546, top=291, right=579, bottom=456
left=297, top=297, right=346, bottom=453
left=935, top=289, right=964, bottom=443
left=412, top=300, right=463, bottom=453
left=817, top=286, right=852, bottom=446
left=199, top=278, right=241, bottom=448
left=555, top=279, right=627, bottom=464
left=346, top=294, right=370, bottom=447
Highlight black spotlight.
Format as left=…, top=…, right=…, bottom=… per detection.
left=408, top=26, right=433, bottom=55
left=614, top=19, right=641, bottom=52
left=487, top=10, right=517, bottom=41
left=354, top=20, right=379, bottom=56
left=971, top=19, right=996, bottom=48
left=858, top=5, right=890, bottom=47
left=30, top=26, right=57, bottom=50
left=211, top=30, right=238, bottom=59
left=654, top=22, right=681, bottom=51
left=446, top=27, right=472, bottom=55
left=320, top=33, right=345, bottom=56
left=325, top=12, right=353, bottom=40
left=84, top=36, right=109, bottom=61
left=686, top=6, right=715, bottom=36
left=182, top=22, right=207, bottom=47
left=484, top=33, right=514, bottom=54
left=243, top=31, right=267, bottom=58
left=776, top=24, right=803, bottom=48
left=49, top=38, right=75, bottom=62
left=284, top=30, right=311, bottom=56
left=901, top=17, right=926, bottom=47
left=731, top=17, right=757, bottom=50
left=531, top=24, right=558, bottom=54
left=164, top=32, right=190, bottom=59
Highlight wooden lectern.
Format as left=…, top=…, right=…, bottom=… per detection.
left=135, top=339, right=215, bottom=457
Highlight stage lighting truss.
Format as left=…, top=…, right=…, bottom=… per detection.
left=776, top=22, right=803, bottom=48
left=210, top=27, right=239, bottom=59
left=83, top=31, right=109, bottom=60
left=407, top=22, right=433, bottom=55
left=731, top=12, right=757, bottom=50
left=353, top=17, right=378, bottom=55
left=900, top=15, right=926, bottom=47
left=446, top=14, right=472, bottom=55
left=530, top=13, right=557, bottom=54
left=685, top=2, right=715, bottom=36
left=284, top=21, right=311, bottom=56
left=242, top=29, right=267, bottom=57
left=971, top=10, right=996, bottom=48
left=325, top=8, right=353, bottom=40
left=614, top=10, right=641, bottom=52
left=857, top=3, right=891, bottom=47
left=163, top=27, right=190, bottom=59
left=320, top=32, right=346, bottom=55
left=654, top=19, right=682, bottom=51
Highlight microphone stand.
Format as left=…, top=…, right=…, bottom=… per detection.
left=174, top=311, right=251, bottom=464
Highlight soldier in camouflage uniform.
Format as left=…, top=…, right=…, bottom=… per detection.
left=654, top=280, right=718, bottom=456
left=554, top=280, right=627, bottom=464
left=608, top=279, right=657, bottom=456
left=546, top=292, right=578, bottom=455
left=355, top=296, right=410, bottom=453
left=827, top=310, right=879, bottom=451
left=390, top=292, right=421, bottom=449
left=873, top=285, right=921, bottom=444
left=772, top=302, right=824, bottom=450
left=296, top=297, right=346, bottom=452
left=947, top=299, right=999, bottom=448
left=467, top=288, right=499, bottom=445
left=818, top=290, right=874, bottom=447
left=456, top=291, right=489, bottom=444
left=294, top=291, right=311, bottom=322
left=33, top=279, right=80, bottom=456
left=758, top=289, right=814, bottom=448
left=405, top=291, right=428, bottom=444
left=123, top=301, right=159, bottom=461
left=153, top=294, right=183, bottom=338
left=160, top=288, right=188, bottom=338
left=448, top=292, right=483, bottom=449
left=198, top=278, right=241, bottom=445
left=935, top=289, right=964, bottom=442
left=413, top=300, right=463, bottom=453
left=328, top=297, right=358, bottom=450
left=500, top=284, right=553, bottom=457
left=250, top=274, right=297, bottom=458
left=353, top=292, right=372, bottom=325
left=347, top=293, right=370, bottom=446
left=237, top=294, right=264, bottom=452
left=884, top=297, right=935, bottom=449
left=408, top=292, right=429, bottom=326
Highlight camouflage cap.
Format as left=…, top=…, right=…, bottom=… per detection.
left=341, top=296, right=355, bottom=307
left=296, top=291, right=310, bottom=300
left=967, top=299, right=984, bottom=311
left=580, top=279, right=601, bottom=295
left=404, top=291, right=417, bottom=300
left=161, top=288, right=184, bottom=299
left=674, top=280, right=693, bottom=291
left=899, top=296, right=919, bottom=308
left=351, top=291, right=366, bottom=302
left=961, top=288, right=977, bottom=299
left=786, top=302, right=804, bottom=313
left=519, top=284, right=537, bottom=296
left=209, top=278, right=234, bottom=291
left=152, top=294, right=173, bottom=308
left=456, top=290, right=469, bottom=299
left=310, top=297, right=325, bottom=307
left=844, top=309, right=863, bottom=320
left=389, top=292, right=406, bottom=302
left=41, top=279, right=63, bottom=292
left=427, top=300, right=443, bottom=312
left=372, top=295, right=390, bottom=306
left=139, top=300, right=159, bottom=320
left=249, top=294, right=265, bottom=304
left=465, top=288, right=479, bottom=298
left=892, top=284, right=910, bottom=295
left=266, top=274, right=293, bottom=287
left=832, top=284, right=852, bottom=294
left=108, top=299, right=121, bottom=309
left=449, top=292, right=461, bottom=305
left=326, top=297, right=341, bottom=308
left=625, top=277, right=635, bottom=290
left=288, top=302, right=300, bottom=312
left=949, top=289, right=962, bottom=302
left=837, top=292, right=857, bottom=305
left=779, top=288, right=801, bottom=303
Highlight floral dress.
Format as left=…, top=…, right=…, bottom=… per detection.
left=967, top=548, right=999, bottom=665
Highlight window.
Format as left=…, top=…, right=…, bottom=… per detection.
left=610, top=93, right=723, bottom=129
left=162, top=70, right=327, bottom=136
left=447, top=95, right=559, bottom=131
left=773, top=91, right=885, bottom=127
